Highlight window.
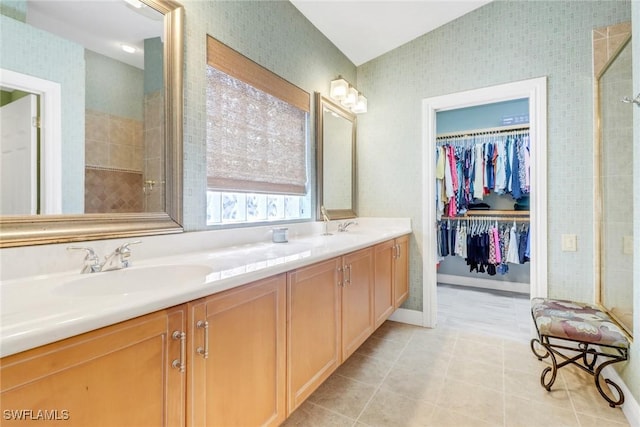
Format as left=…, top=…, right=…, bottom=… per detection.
left=206, top=36, right=311, bottom=225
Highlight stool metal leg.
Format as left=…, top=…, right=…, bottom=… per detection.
left=594, top=358, right=625, bottom=408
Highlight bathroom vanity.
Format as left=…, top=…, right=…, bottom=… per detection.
left=0, top=219, right=410, bottom=426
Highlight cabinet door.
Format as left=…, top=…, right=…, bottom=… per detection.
left=188, top=274, right=286, bottom=427
left=394, top=235, right=410, bottom=308
left=342, top=247, right=375, bottom=360
left=374, top=240, right=395, bottom=328
left=287, top=258, right=342, bottom=414
left=0, top=307, right=186, bottom=427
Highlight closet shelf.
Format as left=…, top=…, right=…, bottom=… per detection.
left=464, top=210, right=529, bottom=216
left=442, top=210, right=530, bottom=221
left=436, top=124, right=530, bottom=139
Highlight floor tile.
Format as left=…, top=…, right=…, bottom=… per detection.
left=452, top=335, right=504, bottom=367
left=336, top=352, right=393, bottom=386
left=575, top=412, right=630, bottom=427
left=427, top=407, right=495, bottom=427
left=504, top=367, right=571, bottom=407
left=446, top=355, right=504, bottom=391
left=394, top=345, right=451, bottom=378
left=504, top=395, right=580, bottom=427
left=285, top=285, right=632, bottom=427
left=354, top=335, right=406, bottom=362
left=371, top=320, right=417, bottom=344
left=379, top=365, right=446, bottom=404
left=436, top=378, right=505, bottom=426
left=357, top=388, right=435, bottom=427
left=281, top=401, right=355, bottom=427
left=307, top=375, right=377, bottom=419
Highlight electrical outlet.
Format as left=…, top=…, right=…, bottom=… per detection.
left=623, top=235, right=633, bottom=255
left=561, top=234, right=577, bottom=252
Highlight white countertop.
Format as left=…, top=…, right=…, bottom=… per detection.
left=0, top=218, right=411, bottom=357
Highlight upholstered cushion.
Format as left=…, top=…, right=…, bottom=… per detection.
left=531, top=298, right=629, bottom=349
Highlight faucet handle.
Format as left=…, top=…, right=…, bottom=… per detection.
left=117, top=241, right=142, bottom=268
left=67, top=246, right=101, bottom=273
left=67, top=246, right=99, bottom=259
left=117, top=240, right=141, bottom=253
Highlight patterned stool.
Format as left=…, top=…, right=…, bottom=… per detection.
left=530, top=298, right=629, bottom=407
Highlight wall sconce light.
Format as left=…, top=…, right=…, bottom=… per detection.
left=330, top=77, right=349, bottom=101
left=329, top=76, right=367, bottom=114
left=352, top=94, right=368, bottom=114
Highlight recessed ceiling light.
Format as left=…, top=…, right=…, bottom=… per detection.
left=121, top=44, right=137, bottom=54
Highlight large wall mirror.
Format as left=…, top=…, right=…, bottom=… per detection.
left=315, top=93, right=356, bottom=220
left=0, top=0, right=183, bottom=247
left=594, top=23, right=633, bottom=336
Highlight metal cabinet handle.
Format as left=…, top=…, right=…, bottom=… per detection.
left=337, top=266, right=343, bottom=287
left=171, top=330, right=186, bottom=373
left=395, top=244, right=401, bottom=259
left=346, top=264, right=352, bottom=285
left=196, top=320, right=209, bottom=359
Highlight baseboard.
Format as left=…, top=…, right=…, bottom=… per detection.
left=601, top=365, right=640, bottom=426
left=437, top=273, right=530, bottom=294
left=388, top=308, right=425, bottom=327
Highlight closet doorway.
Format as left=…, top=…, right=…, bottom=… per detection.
left=421, top=77, right=548, bottom=328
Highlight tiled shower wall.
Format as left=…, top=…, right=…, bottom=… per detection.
left=84, top=109, right=143, bottom=213
left=84, top=91, right=164, bottom=213
left=144, top=91, right=165, bottom=212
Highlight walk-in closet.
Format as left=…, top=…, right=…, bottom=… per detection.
left=434, top=99, right=532, bottom=339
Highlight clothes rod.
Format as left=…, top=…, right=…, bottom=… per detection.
left=436, top=124, right=529, bottom=139
left=441, top=215, right=530, bottom=222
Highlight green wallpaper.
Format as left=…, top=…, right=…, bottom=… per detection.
left=356, top=0, right=631, bottom=312
left=356, top=0, right=638, bottom=406
left=180, top=0, right=357, bottom=231
left=0, top=14, right=85, bottom=213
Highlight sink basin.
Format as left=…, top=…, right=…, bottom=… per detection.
left=54, top=264, right=214, bottom=297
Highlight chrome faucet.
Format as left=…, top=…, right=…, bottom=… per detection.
left=337, top=221, right=358, bottom=232
left=320, top=205, right=332, bottom=236
left=67, top=240, right=141, bottom=274
left=101, top=241, right=141, bottom=272
left=67, top=246, right=101, bottom=274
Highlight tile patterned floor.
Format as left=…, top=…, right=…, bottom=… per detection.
left=282, top=284, right=630, bottom=427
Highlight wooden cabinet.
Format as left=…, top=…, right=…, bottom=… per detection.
left=0, top=233, right=409, bottom=426
left=187, top=274, right=286, bottom=427
left=394, top=235, right=410, bottom=308
left=286, top=247, right=374, bottom=414
left=286, top=258, right=342, bottom=414
left=373, top=235, right=410, bottom=329
left=341, top=247, right=375, bottom=360
left=374, top=240, right=396, bottom=328
left=0, top=306, right=186, bottom=427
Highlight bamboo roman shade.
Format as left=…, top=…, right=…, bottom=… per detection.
left=206, top=35, right=310, bottom=195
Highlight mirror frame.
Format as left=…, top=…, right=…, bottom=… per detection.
left=315, top=92, right=357, bottom=220
left=0, top=0, right=184, bottom=248
left=593, top=24, right=633, bottom=336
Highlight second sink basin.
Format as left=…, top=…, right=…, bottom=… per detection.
left=54, top=264, right=214, bottom=297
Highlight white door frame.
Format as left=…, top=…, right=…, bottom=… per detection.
left=421, top=77, right=548, bottom=328
left=0, top=68, right=62, bottom=214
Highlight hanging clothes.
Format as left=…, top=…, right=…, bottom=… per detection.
left=435, top=129, right=530, bottom=217
left=437, top=217, right=530, bottom=277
